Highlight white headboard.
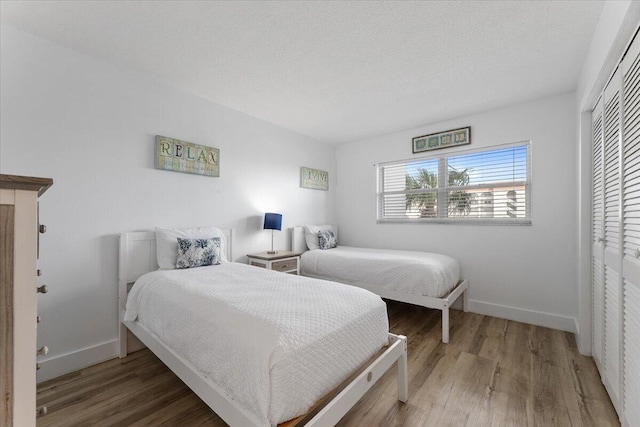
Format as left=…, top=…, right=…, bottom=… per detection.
left=292, top=226, right=308, bottom=253
left=119, top=229, right=233, bottom=285
left=118, top=228, right=233, bottom=356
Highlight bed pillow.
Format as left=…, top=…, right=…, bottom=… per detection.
left=176, top=238, right=221, bottom=269
left=318, top=230, right=337, bottom=250
left=156, top=226, right=228, bottom=269
left=304, top=225, right=337, bottom=250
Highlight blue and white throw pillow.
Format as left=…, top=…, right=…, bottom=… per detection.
left=175, top=237, right=221, bottom=269
left=318, top=230, right=337, bottom=250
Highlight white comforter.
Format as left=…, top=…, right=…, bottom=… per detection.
left=301, top=246, right=460, bottom=298
left=124, top=262, right=388, bottom=427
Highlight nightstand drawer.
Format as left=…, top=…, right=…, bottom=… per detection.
left=247, top=251, right=301, bottom=275
left=272, top=259, right=297, bottom=272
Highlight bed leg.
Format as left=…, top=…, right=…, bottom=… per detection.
left=119, top=322, right=128, bottom=358
left=442, top=307, right=450, bottom=344
left=397, top=337, right=408, bottom=403
left=462, top=285, right=469, bottom=313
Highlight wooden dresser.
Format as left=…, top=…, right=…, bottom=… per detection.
left=0, top=174, right=53, bottom=427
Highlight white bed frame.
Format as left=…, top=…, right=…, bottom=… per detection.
left=292, top=226, right=468, bottom=344
left=118, top=229, right=408, bottom=427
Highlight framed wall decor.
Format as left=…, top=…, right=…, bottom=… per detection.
left=300, top=167, right=329, bottom=191
left=412, top=126, right=471, bottom=153
left=155, top=135, right=220, bottom=177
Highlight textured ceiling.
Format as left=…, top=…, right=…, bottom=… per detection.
left=0, top=1, right=603, bottom=144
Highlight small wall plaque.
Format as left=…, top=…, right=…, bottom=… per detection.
left=300, top=167, right=328, bottom=191
left=155, top=135, right=219, bottom=177
left=412, top=126, right=471, bottom=153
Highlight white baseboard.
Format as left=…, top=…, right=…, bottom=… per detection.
left=37, top=339, right=119, bottom=383
left=574, top=318, right=586, bottom=352
left=468, top=299, right=577, bottom=333
left=574, top=318, right=593, bottom=356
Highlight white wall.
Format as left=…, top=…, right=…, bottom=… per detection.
left=0, top=26, right=336, bottom=381
left=575, top=1, right=640, bottom=355
left=336, top=93, right=578, bottom=331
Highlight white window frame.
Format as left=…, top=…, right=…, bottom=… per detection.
left=377, top=140, right=532, bottom=225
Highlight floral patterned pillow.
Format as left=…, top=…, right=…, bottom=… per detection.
left=175, top=237, right=221, bottom=269
left=318, top=230, right=337, bottom=250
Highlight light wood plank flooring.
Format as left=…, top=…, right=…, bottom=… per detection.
left=37, top=300, right=619, bottom=426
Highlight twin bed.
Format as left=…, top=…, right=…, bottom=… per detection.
left=292, top=226, right=468, bottom=344
left=119, top=228, right=407, bottom=427
left=119, top=225, right=467, bottom=426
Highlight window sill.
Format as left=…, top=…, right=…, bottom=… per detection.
left=376, top=218, right=532, bottom=226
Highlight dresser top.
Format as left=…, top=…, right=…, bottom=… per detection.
left=0, top=174, right=53, bottom=196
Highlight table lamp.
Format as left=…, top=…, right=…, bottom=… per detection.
left=263, top=213, right=282, bottom=254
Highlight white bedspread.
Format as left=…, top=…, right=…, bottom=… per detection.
left=124, top=262, right=388, bottom=426
left=301, top=246, right=460, bottom=298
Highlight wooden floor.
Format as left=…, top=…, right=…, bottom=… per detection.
left=37, top=300, right=619, bottom=426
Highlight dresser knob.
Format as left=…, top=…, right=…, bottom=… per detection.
left=37, top=269, right=42, bottom=276
left=37, top=285, right=48, bottom=294
left=37, top=315, right=41, bottom=323
left=36, top=363, right=41, bottom=371
left=37, top=406, right=48, bottom=416
left=37, top=346, right=49, bottom=356
left=39, top=224, right=47, bottom=233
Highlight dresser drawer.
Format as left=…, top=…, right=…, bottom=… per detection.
left=272, top=258, right=297, bottom=272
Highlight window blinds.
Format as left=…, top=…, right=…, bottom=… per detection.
left=378, top=141, right=531, bottom=224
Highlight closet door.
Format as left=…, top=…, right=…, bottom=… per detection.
left=602, top=67, right=623, bottom=412
left=621, top=33, right=640, bottom=427
left=592, top=98, right=605, bottom=372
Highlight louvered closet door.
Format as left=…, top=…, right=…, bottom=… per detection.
left=592, top=98, right=605, bottom=372
left=602, top=67, right=623, bottom=412
left=621, top=33, right=640, bottom=427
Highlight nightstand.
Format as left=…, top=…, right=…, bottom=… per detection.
left=247, top=251, right=301, bottom=275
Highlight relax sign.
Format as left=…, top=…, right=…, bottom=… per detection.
left=155, top=135, right=220, bottom=177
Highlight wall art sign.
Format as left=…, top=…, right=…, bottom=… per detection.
left=155, top=135, right=220, bottom=177
left=412, top=126, right=471, bottom=153
left=300, top=167, right=329, bottom=191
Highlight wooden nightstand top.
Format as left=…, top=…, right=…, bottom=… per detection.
left=247, top=251, right=302, bottom=261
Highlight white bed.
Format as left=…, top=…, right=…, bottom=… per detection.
left=292, top=226, right=468, bottom=343
left=118, top=229, right=408, bottom=427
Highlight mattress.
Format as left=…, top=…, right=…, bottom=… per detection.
left=301, top=246, right=460, bottom=298
left=123, top=262, right=388, bottom=427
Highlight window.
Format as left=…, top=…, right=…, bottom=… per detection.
left=377, top=141, right=531, bottom=224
